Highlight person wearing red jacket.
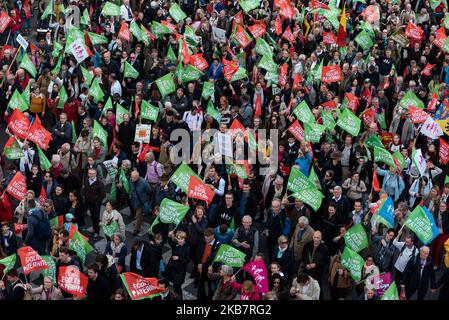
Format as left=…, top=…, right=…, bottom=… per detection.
left=62, top=97, right=80, bottom=126
left=8, top=9, right=22, bottom=46
left=0, top=193, right=13, bottom=224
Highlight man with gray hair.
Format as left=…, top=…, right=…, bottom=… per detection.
left=144, top=152, right=164, bottom=211
left=232, top=215, right=259, bottom=262
left=401, top=245, right=437, bottom=300
left=290, top=216, right=314, bottom=271
left=326, top=185, right=351, bottom=224
left=57, top=143, right=78, bottom=174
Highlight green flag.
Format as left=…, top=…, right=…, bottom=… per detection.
left=89, top=78, right=105, bottom=103
left=59, top=85, right=68, bottom=110
left=49, top=216, right=64, bottom=229
left=124, top=61, right=139, bottom=79
left=445, top=175, right=449, bottom=185
left=304, top=122, right=325, bottom=143
left=180, top=65, right=204, bottom=83
left=0, top=254, right=16, bottom=274
left=52, top=55, right=63, bottom=76
left=151, top=21, right=171, bottom=36
left=169, top=3, right=187, bottom=23
left=213, top=244, right=246, bottom=267
left=41, top=255, right=57, bottom=284
left=336, top=108, right=361, bottom=136
left=226, top=163, right=248, bottom=179
left=288, top=166, right=314, bottom=193
left=37, top=145, right=51, bottom=171
left=376, top=111, right=387, bottom=130
left=119, top=168, right=130, bottom=193
left=52, top=41, right=63, bottom=58
left=93, top=120, right=108, bottom=146
left=293, top=100, right=315, bottom=124
left=109, top=174, right=117, bottom=201
left=404, top=206, right=439, bottom=245
left=69, top=230, right=94, bottom=264
left=292, top=188, right=324, bottom=212
left=149, top=216, right=160, bottom=235
left=392, top=150, right=406, bottom=170
left=381, top=282, right=399, bottom=300
left=81, top=65, right=93, bottom=86
left=258, top=55, right=277, bottom=73
left=80, top=9, right=90, bottom=26
left=444, top=15, right=449, bottom=29
left=354, top=30, right=374, bottom=50
left=374, top=146, right=396, bottom=168
left=400, top=90, right=425, bottom=109
left=340, top=246, right=364, bottom=281
left=4, top=138, right=24, bottom=160
left=116, top=104, right=131, bottom=125
left=129, top=21, right=147, bottom=43
left=102, top=221, right=118, bottom=238
left=184, top=25, right=201, bottom=47
left=41, top=0, right=53, bottom=20
left=159, top=198, right=190, bottom=224
left=8, top=89, right=28, bottom=112
left=169, top=163, right=202, bottom=193
left=255, top=37, right=273, bottom=58
left=248, top=130, right=258, bottom=151
left=430, top=0, right=443, bottom=10
left=321, top=110, right=336, bottom=131
left=239, top=0, right=261, bottom=13
left=206, top=100, right=222, bottom=122
left=202, top=81, right=215, bottom=99
left=343, top=224, right=369, bottom=253
left=140, top=100, right=159, bottom=122
left=71, top=120, right=77, bottom=144
left=156, top=73, right=176, bottom=97
left=167, top=45, right=177, bottom=62
left=88, top=32, right=109, bottom=46
left=365, top=134, right=384, bottom=148
left=101, top=2, right=121, bottom=16
left=231, top=66, right=248, bottom=82
left=19, top=53, right=36, bottom=78
left=22, top=82, right=30, bottom=106
left=103, top=97, right=113, bottom=116
left=309, top=167, right=321, bottom=190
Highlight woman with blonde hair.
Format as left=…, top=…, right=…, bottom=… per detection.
left=229, top=278, right=261, bottom=300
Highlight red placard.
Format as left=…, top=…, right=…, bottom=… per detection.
left=18, top=246, right=48, bottom=275
left=58, top=265, right=88, bottom=298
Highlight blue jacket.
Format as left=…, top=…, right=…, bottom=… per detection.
left=25, top=208, right=49, bottom=254
left=214, top=227, right=234, bottom=245
left=376, top=168, right=405, bottom=202
left=206, top=63, right=223, bottom=81
left=43, top=180, right=58, bottom=200
left=295, top=152, right=312, bottom=176
left=129, top=177, right=151, bottom=209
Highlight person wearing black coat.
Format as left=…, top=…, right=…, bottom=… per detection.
left=234, top=181, right=258, bottom=222
left=87, top=264, right=112, bottom=301
left=96, top=254, right=120, bottom=292
left=0, top=269, right=25, bottom=300
left=153, top=178, right=176, bottom=208
left=321, top=203, right=346, bottom=256
left=57, top=169, right=81, bottom=197
left=325, top=186, right=351, bottom=224
left=265, top=200, right=288, bottom=259
left=401, top=246, right=437, bottom=300
left=52, top=187, right=70, bottom=216
left=1, top=222, right=17, bottom=256
left=165, top=231, right=191, bottom=299
left=272, top=236, right=296, bottom=283
left=130, top=239, right=158, bottom=278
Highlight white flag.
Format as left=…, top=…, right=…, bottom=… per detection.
left=413, top=148, right=427, bottom=177
left=420, top=116, right=443, bottom=139
left=68, top=39, right=89, bottom=64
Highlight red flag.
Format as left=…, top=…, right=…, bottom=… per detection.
left=27, top=115, right=53, bottom=150
left=6, top=172, right=27, bottom=201
left=189, top=54, right=209, bottom=71
left=405, top=21, right=424, bottom=41
left=279, top=3, right=295, bottom=20
left=7, top=108, right=31, bottom=139
left=372, top=169, right=380, bottom=192
left=68, top=224, right=90, bottom=243
left=118, top=22, right=131, bottom=42
left=0, top=45, right=16, bottom=59
left=161, top=20, right=177, bottom=33
left=242, top=260, right=269, bottom=294
left=18, top=246, right=49, bottom=275
left=58, top=265, right=88, bottom=298
left=287, top=120, right=304, bottom=142
left=188, top=176, right=215, bottom=207
left=322, top=100, right=337, bottom=112
left=336, top=5, right=347, bottom=47
left=233, top=11, right=244, bottom=30
left=14, top=223, right=27, bottom=235
left=229, top=118, right=247, bottom=140
left=275, top=16, right=283, bottom=36
left=23, top=0, right=31, bottom=19
left=321, top=65, right=343, bottom=83
left=434, top=27, right=446, bottom=49
left=0, top=11, right=12, bottom=34
left=134, top=99, right=140, bottom=120
left=222, top=58, right=239, bottom=82
left=254, top=93, right=262, bottom=118
left=38, top=186, right=48, bottom=207
left=311, top=0, right=330, bottom=10
left=409, top=106, right=429, bottom=124
left=181, top=39, right=191, bottom=65
left=323, top=31, right=337, bottom=45
left=421, top=63, right=435, bottom=76
left=361, top=108, right=376, bottom=127
left=344, top=92, right=360, bottom=112
left=0, top=193, right=12, bottom=222
left=278, top=64, right=288, bottom=88
left=439, top=138, right=449, bottom=165
left=137, top=144, right=152, bottom=162
left=282, top=26, right=296, bottom=44
left=427, top=93, right=438, bottom=112
left=292, top=73, right=303, bottom=91
left=120, top=272, right=165, bottom=300
left=361, top=5, right=380, bottom=23
left=247, top=22, right=266, bottom=39
left=234, top=24, right=251, bottom=48
left=361, top=87, right=372, bottom=106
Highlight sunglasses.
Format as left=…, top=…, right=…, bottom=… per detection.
left=281, top=241, right=288, bottom=244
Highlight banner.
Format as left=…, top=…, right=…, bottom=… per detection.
left=0, top=11, right=11, bottom=33
left=213, top=244, right=246, bottom=267
left=93, top=120, right=108, bottom=146
left=169, top=3, right=187, bottom=23
left=102, top=221, right=118, bottom=238
left=412, top=148, right=427, bottom=177
left=440, top=138, right=449, bottom=165
left=17, top=246, right=48, bottom=275
left=293, top=100, right=315, bottom=124
left=68, top=39, right=89, bottom=64
left=68, top=229, right=94, bottom=264
left=405, top=21, right=424, bottom=41
left=120, top=272, right=165, bottom=300
left=377, top=196, right=395, bottom=228
left=287, top=120, right=304, bottom=142
left=374, top=146, right=396, bottom=168
left=370, top=272, right=392, bottom=297
left=6, top=172, right=27, bottom=200
left=4, top=137, right=24, bottom=160
left=404, top=206, right=439, bottom=245
left=321, top=65, right=342, bottom=83
left=341, top=246, right=364, bottom=281
left=0, top=254, right=16, bottom=274
left=303, top=122, right=325, bottom=143
left=27, top=116, right=53, bottom=150
left=8, top=89, right=28, bottom=112
left=41, top=255, right=57, bottom=284
left=8, top=108, right=31, bottom=139
left=212, top=26, right=227, bottom=43
left=124, top=61, right=139, bottom=79
left=242, top=260, right=269, bottom=293
left=343, top=224, right=368, bottom=253
left=239, top=0, right=261, bottom=13
left=170, top=164, right=202, bottom=193
left=400, top=90, right=425, bottom=109
left=247, top=22, right=266, bottom=39
left=409, top=106, right=429, bottom=123
left=158, top=198, right=189, bottom=224
left=101, top=2, right=121, bottom=16
left=58, top=265, right=88, bottom=297
left=336, top=108, right=361, bottom=136
left=134, top=124, right=152, bottom=143
left=380, top=282, right=399, bottom=300
left=156, top=73, right=176, bottom=97
left=188, top=175, right=215, bottom=206
left=420, top=116, right=443, bottom=139
left=118, top=22, right=131, bottom=42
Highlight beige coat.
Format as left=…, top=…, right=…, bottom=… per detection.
left=58, top=149, right=78, bottom=173
left=290, top=225, right=314, bottom=264
left=289, top=276, right=320, bottom=300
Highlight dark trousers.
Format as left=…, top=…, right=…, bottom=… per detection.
left=406, top=287, right=428, bottom=300
left=394, top=269, right=403, bottom=290
left=197, top=269, right=213, bottom=301
left=88, top=202, right=102, bottom=233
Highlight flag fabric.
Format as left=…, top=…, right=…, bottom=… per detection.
left=17, top=246, right=48, bottom=275
left=49, top=215, right=64, bottom=229
left=233, top=24, right=252, bottom=48
left=118, top=22, right=131, bottom=42
left=169, top=3, right=187, bottom=23
left=156, top=73, right=176, bottom=97
left=58, top=265, right=88, bottom=298
left=19, top=53, right=36, bottom=78
left=93, top=120, right=108, bottom=146
left=169, top=164, right=202, bottom=193
left=239, top=0, right=261, bottom=13
left=87, top=32, right=109, bottom=46
left=247, top=22, right=266, bottom=39
left=409, top=106, right=429, bottom=124
left=0, top=254, right=16, bottom=274
left=38, top=186, right=48, bottom=207
left=405, top=21, right=424, bottom=41
left=8, top=107, right=31, bottom=139
left=0, top=11, right=11, bottom=33
left=354, top=30, right=374, bottom=50
left=242, top=260, right=269, bottom=293
left=372, top=169, right=380, bottom=192
left=151, top=21, right=171, bottom=36
left=293, top=100, right=315, bottom=124
left=179, top=65, right=204, bottom=83
left=287, top=120, right=304, bottom=142
left=102, top=221, right=118, bottom=238
left=213, top=244, right=246, bottom=267
left=304, top=122, right=325, bottom=143
left=440, top=138, right=449, bottom=165
left=68, top=229, right=94, bottom=264
left=336, top=5, right=347, bottom=47
left=343, top=224, right=368, bottom=253
left=188, top=175, right=215, bottom=207
left=41, top=255, right=57, bottom=284
left=80, top=9, right=90, bottom=26
left=373, top=146, right=396, bottom=168
left=4, top=137, right=24, bottom=160
left=101, top=2, right=121, bottom=16
left=41, top=0, right=53, bottom=20
left=370, top=272, right=392, bottom=297
left=37, top=145, right=51, bottom=171
left=341, top=93, right=359, bottom=112
left=341, top=246, right=364, bottom=281
left=321, top=65, right=343, bottom=83
left=206, top=100, right=222, bottom=122
left=254, top=93, right=262, bottom=118
left=420, top=116, right=443, bottom=139
left=120, top=272, right=165, bottom=300
left=222, top=58, right=239, bottom=81
left=381, top=282, right=399, bottom=300
left=377, top=196, right=395, bottom=228
left=6, top=172, right=27, bottom=200
left=119, top=168, right=130, bottom=194
left=58, top=85, right=68, bottom=109
left=189, top=54, right=209, bottom=71
left=26, top=115, right=53, bottom=150
left=89, top=78, right=105, bottom=103
left=255, top=38, right=273, bottom=57
left=14, top=223, right=27, bottom=235
left=412, top=148, right=427, bottom=177
left=140, top=100, right=159, bottom=122
left=400, top=90, right=425, bottom=109
left=404, top=206, right=439, bottom=245
left=151, top=198, right=190, bottom=233
left=336, top=108, right=361, bottom=136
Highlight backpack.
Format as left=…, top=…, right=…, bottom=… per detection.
left=33, top=210, right=52, bottom=241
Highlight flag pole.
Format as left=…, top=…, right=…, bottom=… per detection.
left=232, top=267, right=242, bottom=277
left=7, top=47, right=21, bottom=75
